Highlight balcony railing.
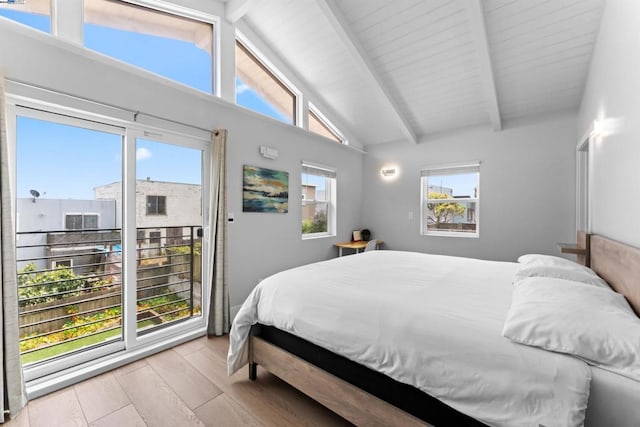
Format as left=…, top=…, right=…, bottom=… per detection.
left=16, top=226, right=202, bottom=366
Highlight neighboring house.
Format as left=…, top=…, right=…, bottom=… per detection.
left=16, top=198, right=117, bottom=271
left=95, top=179, right=202, bottom=248
left=425, top=185, right=476, bottom=226
left=301, top=184, right=317, bottom=221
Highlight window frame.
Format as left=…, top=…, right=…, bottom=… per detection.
left=149, top=230, right=162, bottom=245
left=235, top=32, right=300, bottom=126
left=64, top=212, right=100, bottom=230
left=51, top=258, right=73, bottom=269
left=308, top=102, right=345, bottom=144
left=420, top=162, right=480, bottom=238
left=145, top=195, right=166, bottom=216
left=6, top=85, right=212, bottom=391
left=0, top=0, right=52, bottom=34
left=301, top=162, right=337, bottom=240
left=82, top=0, right=219, bottom=95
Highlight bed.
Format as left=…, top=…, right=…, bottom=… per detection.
left=228, top=233, right=640, bottom=426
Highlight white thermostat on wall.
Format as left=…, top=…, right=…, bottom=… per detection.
left=259, top=145, right=279, bottom=159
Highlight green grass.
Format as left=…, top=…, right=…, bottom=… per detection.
left=21, top=320, right=156, bottom=365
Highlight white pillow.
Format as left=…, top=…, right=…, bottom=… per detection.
left=518, top=253, right=582, bottom=268
left=517, top=253, right=596, bottom=274
left=503, top=277, right=640, bottom=382
left=512, top=265, right=609, bottom=288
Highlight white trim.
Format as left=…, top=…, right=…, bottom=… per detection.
left=7, top=87, right=211, bottom=389
left=27, top=327, right=206, bottom=399
left=12, top=102, right=126, bottom=136
left=308, top=101, right=346, bottom=144
left=576, top=130, right=591, bottom=233
left=116, top=0, right=221, bottom=98
left=422, top=231, right=480, bottom=239
left=8, top=82, right=212, bottom=143
left=301, top=160, right=337, bottom=177
left=301, top=163, right=337, bottom=239
left=121, top=0, right=219, bottom=25
left=236, top=29, right=302, bottom=127
left=421, top=161, right=481, bottom=176
left=420, top=167, right=480, bottom=238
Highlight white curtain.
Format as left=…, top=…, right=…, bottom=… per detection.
left=0, top=77, right=28, bottom=421
left=207, top=129, right=230, bottom=336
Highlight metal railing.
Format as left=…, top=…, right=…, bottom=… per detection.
left=16, top=226, right=202, bottom=365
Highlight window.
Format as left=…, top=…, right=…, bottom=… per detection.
left=146, top=195, right=166, bottom=215
left=236, top=38, right=297, bottom=125
left=83, top=0, right=214, bottom=93
left=308, top=104, right=344, bottom=144
left=65, top=213, right=99, bottom=230
left=421, top=163, right=479, bottom=237
left=51, top=259, right=72, bottom=269
left=149, top=231, right=161, bottom=245
left=302, top=162, right=336, bottom=238
left=0, top=0, right=51, bottom=33
left=10, top=93, right=208, bottom=391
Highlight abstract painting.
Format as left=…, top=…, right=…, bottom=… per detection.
left=242, top=165, right=289, bottom=213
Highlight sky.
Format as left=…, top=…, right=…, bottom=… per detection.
left=427, top=173, right=478, bottom=198
left=2, top=7, right=292, bottom=200
left=2, top=7, right=473, bottom=203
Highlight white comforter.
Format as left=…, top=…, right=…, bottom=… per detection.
left=228, top=251, right=591, bottom=427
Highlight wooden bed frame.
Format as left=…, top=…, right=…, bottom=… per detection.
left=247, top=232, right=640, bottom=426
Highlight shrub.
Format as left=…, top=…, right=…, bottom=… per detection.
left=17, top=263, right=107, bottom=307
left=302, top=211, right=327, bottom=234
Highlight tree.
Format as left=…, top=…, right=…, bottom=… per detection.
left=426, top=192, right=465, bottom=226
left=302, top=210, right=327, bottom=234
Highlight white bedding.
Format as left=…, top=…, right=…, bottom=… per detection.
left=228, top=251, right=592, bottom=427
left=586, top=366, right=640, bottom=427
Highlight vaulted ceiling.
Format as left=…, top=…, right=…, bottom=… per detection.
left=231, top=0, right=604, bottom=147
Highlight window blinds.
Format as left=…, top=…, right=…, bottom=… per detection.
left=302, top=161, right=337, bottom=179
left=421, top=162, right=480, bottom=177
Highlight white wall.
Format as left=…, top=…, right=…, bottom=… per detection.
left=0, top=19, right=363, bottom=313
left=362, top=114, right=578, bottom=262
left=577, top=0, right=640, bottom=247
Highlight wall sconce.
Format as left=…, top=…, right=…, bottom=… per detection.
left=259, top=145, right=278, bottom=159
left=380, top=168, right=397, bottom=177
left=591, top=119, right=603, bottom=138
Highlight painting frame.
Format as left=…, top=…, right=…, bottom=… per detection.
left=242, top=165, right=289, bottom=213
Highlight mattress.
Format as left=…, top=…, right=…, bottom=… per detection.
left=586, top=366, right=640, bottom=426
left=229, top=251, right=598, bottom=426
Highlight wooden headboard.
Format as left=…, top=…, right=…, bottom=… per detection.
left=588, top=234, right=640, bottom=317
left=576, top=231, right=590, bottom=267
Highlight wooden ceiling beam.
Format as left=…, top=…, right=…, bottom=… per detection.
left=314, top=0, right=418, bottom=144
left=467, top=0, right=502, bottom=131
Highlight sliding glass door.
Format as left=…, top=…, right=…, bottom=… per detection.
left=133, top=137, right=204, bottom=336
left=15, top=112, right=126, bottom=373
left=11, top=105, right=209, bottom=381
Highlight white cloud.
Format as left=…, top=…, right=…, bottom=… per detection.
left=136, top=147, right=152, bottom=160
left=236, top=82, right=250, bottom=94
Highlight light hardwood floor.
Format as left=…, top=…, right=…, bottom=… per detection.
left=5, top=336, right=353, bottom=427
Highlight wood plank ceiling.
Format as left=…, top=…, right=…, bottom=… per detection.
left=237, top=0, right=604, bottom=147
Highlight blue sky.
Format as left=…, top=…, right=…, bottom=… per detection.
left=428, top=173, right=478, bottom=198
left=1, top=7, right=292, bottom=200
left=3, top=7, right=473, bottom=202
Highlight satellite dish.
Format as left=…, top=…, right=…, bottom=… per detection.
left=30, top=189, right=40, bottom=203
